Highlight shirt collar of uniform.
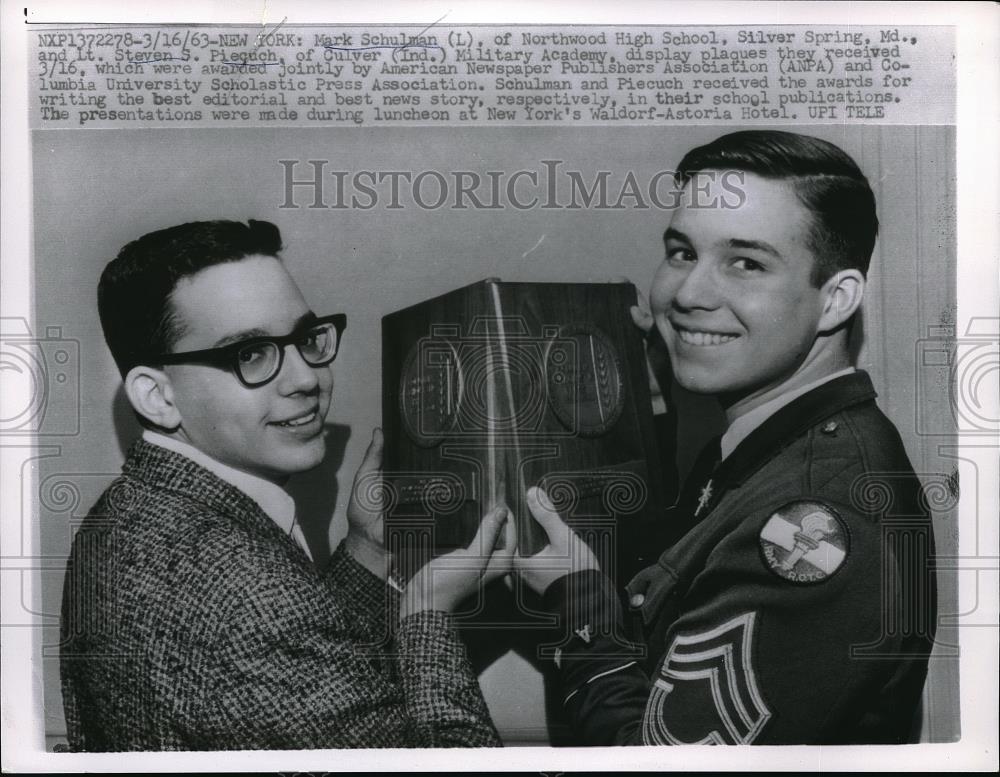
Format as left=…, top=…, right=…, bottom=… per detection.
left=142, top=430, right=296, bottom=535
left=714, top=369, right=877, bottom=489
left=720, top=367, right=857, bottom=461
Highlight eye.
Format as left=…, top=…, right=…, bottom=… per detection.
left=238, top=344, right=269, bottom=364
left=666, top=245, right=695, bottom=264
left=732, top=257, right=765, bottom=273
left=297, top=328, right=325, bottom=349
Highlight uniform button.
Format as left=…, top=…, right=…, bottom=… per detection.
left=629, top=593, right=646, bottom=608
left=822, top=421, right=838, bottom=434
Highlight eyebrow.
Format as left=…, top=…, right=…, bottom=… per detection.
left=663, top=227, right=691, bottom=245
left=663, top=228, right=784, bottom=261
left=727, top=238, right=784, bottom=260
left=212, top=311, right=318, bottom=348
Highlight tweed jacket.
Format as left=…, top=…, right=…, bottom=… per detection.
left=543, top=371, right=936, bottom=745
left=60, top=439, right=501, bottom=751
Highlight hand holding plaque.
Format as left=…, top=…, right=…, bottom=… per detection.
left=399, top=504, right=515, bottom=618
left=382, top=279, right=666, bottom=585
left=513, top=486, right=601, bottom=596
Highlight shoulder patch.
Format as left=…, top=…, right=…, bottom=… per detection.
left=758, top=501, right=849, bottom=584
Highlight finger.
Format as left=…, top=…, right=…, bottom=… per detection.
left=630, top=304, right=654, bottom=333
left=606, top=275, right=632, bottom=285
left=526, top=487, right=569, bottom=541
left=486, top=507, right=516, bottom=560
left=357, top=427, right=384, bottom=476
left=467, top=504, right=509, bottom=559
left=502, top=508, right=517, bottom=553
left=349, top=428, right=385, bottom=515
left=625, top=563, right=659, bottom=608
left=482, top=548, right=514, bottom=583
left=350, top=428, right=384, bottom=495
left=482, top=513, right=517, bottom=582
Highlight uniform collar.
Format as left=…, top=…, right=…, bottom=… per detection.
left=714, top=370, right=877, bottom=488
left=720, top=368, right=857, bottom=460
left=142, top=430, right=296, bottom=535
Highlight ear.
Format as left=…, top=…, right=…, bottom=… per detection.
left=123, top=365, right=182, bottom=430
left=818, top=270, right=865, bottom=333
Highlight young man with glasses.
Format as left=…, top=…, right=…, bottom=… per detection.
left=60, top=220, right=511, bottom=751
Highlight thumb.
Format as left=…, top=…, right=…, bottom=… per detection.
left=526, top=487, right=568, bottom=541
left=354, top=427, right=384, bottom=479
left=468, top=504, right=509, bottom=559
left=349, top=428, right=385, bottom=517
left=630, top=304, right=654, bottom=333
left=482, top=514, right=517, bottom=583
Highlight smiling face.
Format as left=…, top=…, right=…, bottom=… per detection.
left=163, top=255, right=333, bottom=483
left=651, top=173, right=835, bottom=413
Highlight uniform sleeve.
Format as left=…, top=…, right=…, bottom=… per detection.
left=545, top=499, right=929, bottom=745
left=194, top=553, right=500, bottom=749
left=541, top=570, right=650, bottom=746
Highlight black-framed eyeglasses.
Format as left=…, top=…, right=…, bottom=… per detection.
left=152, top=313, right=346, bottom=388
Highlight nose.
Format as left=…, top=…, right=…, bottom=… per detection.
left=671, top=259, right=721, bottom=312
left=276, top=343, right=321, bottom=394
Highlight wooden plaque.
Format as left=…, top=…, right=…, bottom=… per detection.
left=382, top=279, right=665, bottom=583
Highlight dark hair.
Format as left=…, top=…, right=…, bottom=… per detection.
left=675, top=130, right=878, bottom=285
left=98, top=219, right=283, bottom=377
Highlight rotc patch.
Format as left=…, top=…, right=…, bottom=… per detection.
left=759, top=501, right=849, bottom=584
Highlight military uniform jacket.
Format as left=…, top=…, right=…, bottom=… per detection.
left=60, top=440, right=501, bottom=750
left=544, top=371, right=936, bottom=745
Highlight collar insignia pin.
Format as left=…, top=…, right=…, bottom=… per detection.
left=695, top=479, right=714, bottom=518
left=575, top=624, right=592, bottom=644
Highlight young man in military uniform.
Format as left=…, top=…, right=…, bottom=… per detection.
left=516, top=130, right=937, bottom=745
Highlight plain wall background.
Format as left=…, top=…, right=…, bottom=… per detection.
left=31, top=124, right=958, bottom=744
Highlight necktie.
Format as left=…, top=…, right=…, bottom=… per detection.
left=652, top=411, right=680, bottom=508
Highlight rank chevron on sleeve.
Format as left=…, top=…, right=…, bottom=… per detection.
left=642, top=611, right=771, bottom=745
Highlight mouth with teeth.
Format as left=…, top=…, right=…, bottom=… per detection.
left=272, top=408, right=320, bottom=429
left=674, top=326, right=740, bottom=347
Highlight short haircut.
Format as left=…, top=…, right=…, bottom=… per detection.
left=98, top=220, right=283, bottom=377
left=675, top=130, right=878, bottom=285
